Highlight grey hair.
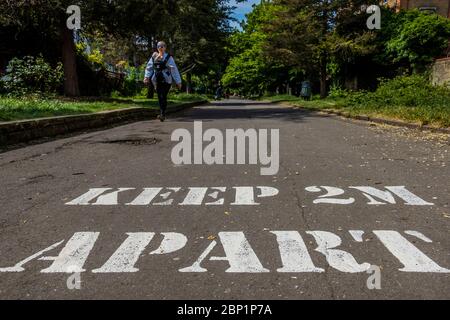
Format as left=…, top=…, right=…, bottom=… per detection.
left=157, top=41, right=167, bottom=48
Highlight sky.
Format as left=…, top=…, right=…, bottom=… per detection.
left=230, top=0, right=260, bottom=29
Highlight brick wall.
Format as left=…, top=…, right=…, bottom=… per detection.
left=389, top=0, right=450, bottom=17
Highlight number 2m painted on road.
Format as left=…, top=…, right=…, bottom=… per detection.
left=305, top=186, right=434, bottom=206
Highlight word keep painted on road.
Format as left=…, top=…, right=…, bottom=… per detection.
left=0, top=230, right=448, bottom=274
left=65, top=185, right=433, bottom=206
left=66, top=186, right=279, bottom=206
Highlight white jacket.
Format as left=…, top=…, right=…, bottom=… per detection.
left=145, top=52, right=182, bottom=86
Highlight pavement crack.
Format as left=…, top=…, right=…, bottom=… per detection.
left=280, top=161, right=311, bottom=229
left=0, top=138, right=90, bottom=167
left=279, top=161, right=337, bottom=299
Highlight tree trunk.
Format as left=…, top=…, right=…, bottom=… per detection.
left=186, top=72, right=192, bottom=94
left=319, top=55, right=327, bottom=99
left=61, top=25, right=80, bottom=97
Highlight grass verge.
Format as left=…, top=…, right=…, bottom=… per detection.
left=262, top=75, right=450, bottom=128
left=0, top=93, right=207, bottom=122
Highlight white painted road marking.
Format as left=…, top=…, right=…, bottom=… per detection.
left=65, top=185, right=432, bottom=207
left=66, top=186, right=280, bottom=206
left=306, top=231, right=371, bottom=273
left=180, top=232, right=270, bottom=273
left=92, top=233, right=155, bottom=273
left=373, top=231, right=450, bottom=273
left=1, top=230, right=448, bottom=274
left=40, top=232, right=99, bottom=273
left=306, top=186, right=434, bottom=206
left=271, top=231, right=324, bottom=273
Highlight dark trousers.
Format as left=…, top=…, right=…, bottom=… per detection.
left=156, top=82, right=171, bottom=116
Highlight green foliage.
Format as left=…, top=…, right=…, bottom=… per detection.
left=329, top=85, right=350, bottom=99
left=0, top=56, right=63, bottom=96
left=169, top=93, right=208, bottom=102
left=189, top=74, right=217, bottom=95
left=120, top=64, right=146, bottom=97
left=0, top=0, right=233, bottom=96
left=222, top=44, right=269, bottom=95
left=346, top=74, right=448, bottom=108
left=0, top=94, right=206, bottom=122
left=340, top=74, right=450, bottom=126
left=222, top=2, right=286, bottom=96
left=386, top=10, right=450, bottom=72
left=266, top=74, right=450, bottom=127
left=223, top=0, right=381, bottom=97
left=137, top=0, right=234, bottom=93
left=76, top=43, right=105, bottom=70
left=0, top=96, right=158, bottom=121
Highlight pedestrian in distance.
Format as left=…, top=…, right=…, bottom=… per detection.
left=144, top=41, right=182, bottom=122
left=215, top=84, right=223, bottom=100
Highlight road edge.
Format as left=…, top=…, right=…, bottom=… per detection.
left=0, top=100, right=208, bottom=147
left=275, top=101, right=450, bottom=134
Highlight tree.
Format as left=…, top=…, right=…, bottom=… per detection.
left=0, top=0, right=233, bottom=96
left=264, top=0, right=378, bottom=97
left=222, top=1, right=288, bottom=96
left=387, top=10, right=450, bottom=73
left=168, top=0, right=234, bottom=93
left=0, top=0, right=174, bottom=96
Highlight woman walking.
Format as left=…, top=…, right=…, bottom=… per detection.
left=144, top=41, right=182, bottom=122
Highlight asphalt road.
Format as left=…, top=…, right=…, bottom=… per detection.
left=0, top=99, right=449, bottom=299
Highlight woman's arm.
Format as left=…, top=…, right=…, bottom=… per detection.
left=168, top=57, right=182, bottom=87
left=144, top=55, right=155, bottom=80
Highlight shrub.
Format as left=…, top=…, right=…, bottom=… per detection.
left=386, top=10, right=450, bottom=73
left=341, top=74, right=450, bottom=126
left=118, top=65, right=146, bottom=97
left=329, top=85, right=350, bottom=99
left=345, top=74, right=450, bottom=108
left=0, top=56, right=64, bottom=96
left=76, top=43, right=105, bottom=71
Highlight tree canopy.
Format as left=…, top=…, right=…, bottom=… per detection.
left=221, top=1, right=450, bottom=97
left=0, top=0, right=234, bottom=96
left=386, top=10, right=450, bottom=73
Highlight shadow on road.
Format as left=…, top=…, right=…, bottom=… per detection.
left=171, top=100, right=316, bottom=124
left=0, top=100, right=319, bottom=153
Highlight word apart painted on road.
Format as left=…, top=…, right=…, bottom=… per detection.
left=1, top=230, right=448, bottom=274
left=65, top=186, right=279, bottom=206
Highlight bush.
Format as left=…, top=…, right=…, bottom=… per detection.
left=329, top=85, right=350, bottom=99
left=341, top=74, right=450, bottom=126
left=386, top=10, right=450, bottom=73
left=118, top=65, right=146, bottom=97
left=345, top=74, right=449, bottom=108
left=0, top=56, right=63, bottom=96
